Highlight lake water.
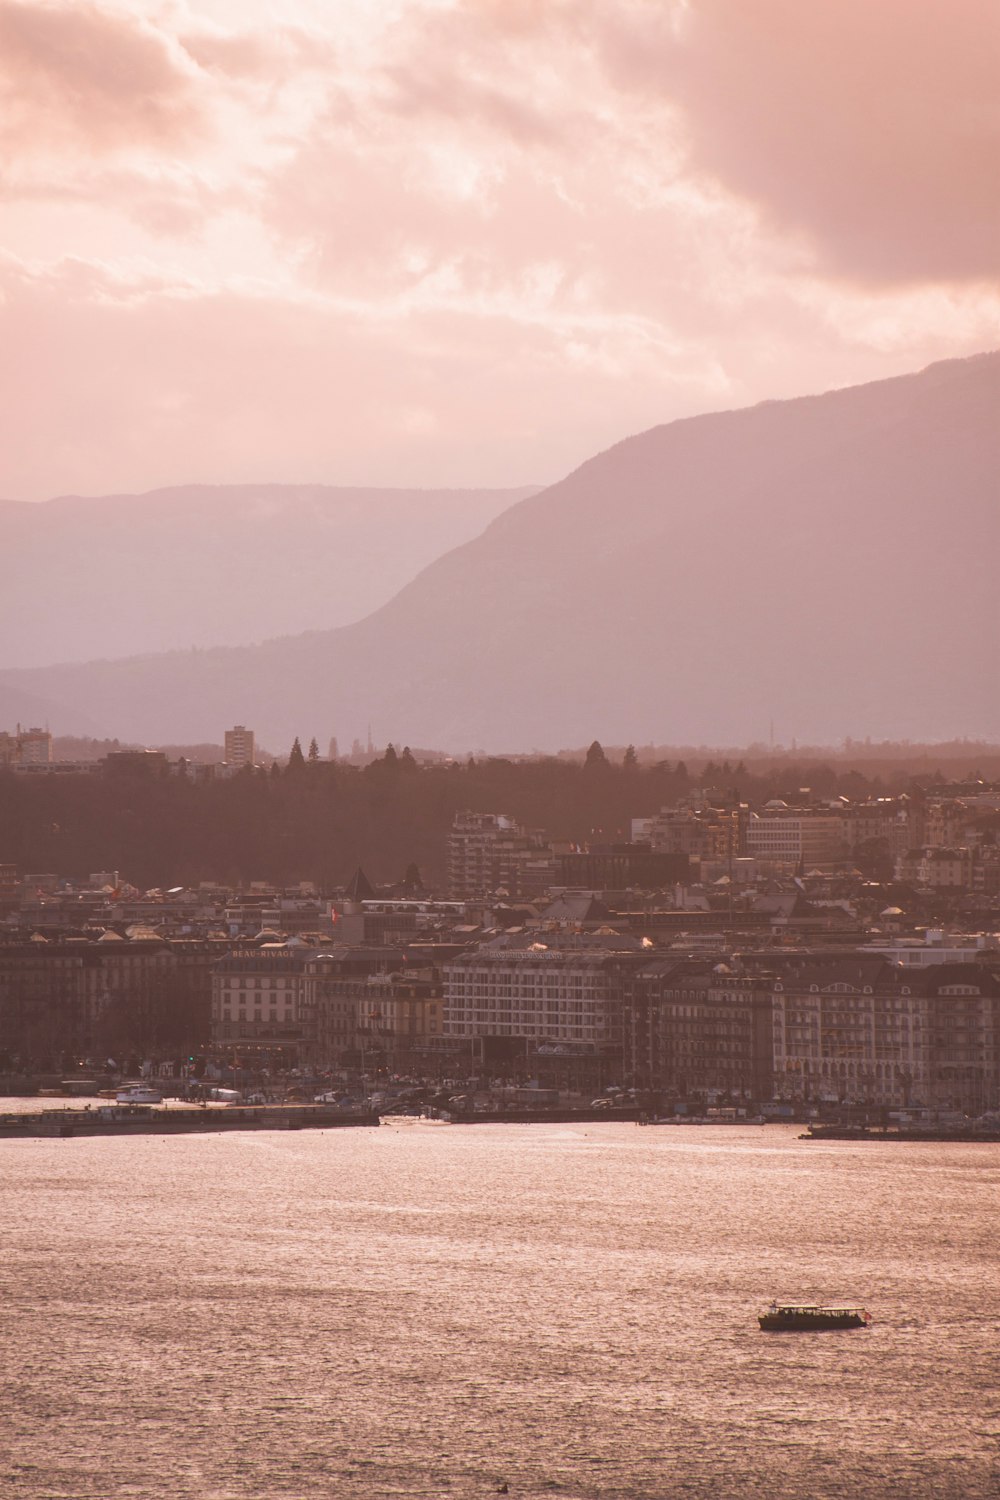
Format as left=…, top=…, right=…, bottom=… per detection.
left=2, top=1119, right=998, bottom=1499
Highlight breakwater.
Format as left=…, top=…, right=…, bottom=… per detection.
left=0, top=1104, right=380, bottom=1139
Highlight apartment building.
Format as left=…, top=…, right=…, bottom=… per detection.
left=622, top=963, right=772, bottom=1099
left=299, top=946, right=405, bottom=1065
left=446, top=812, right=553, bottom=899
left=224, top=725, right=256, bottom=769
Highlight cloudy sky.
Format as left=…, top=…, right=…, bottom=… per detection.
left=1, top=0, right=998, bottom=502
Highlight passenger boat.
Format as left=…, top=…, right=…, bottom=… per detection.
left=759, top=1301, right=870, bottom=1331
left=115, top=1084, right=163, bottom=1105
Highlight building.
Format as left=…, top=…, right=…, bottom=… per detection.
left=646, top=801, right=746, bottom=862
left=768, top=959, right=1000, bottom=1111
left=1, top=725, right=53, bottom=768
left=556, top=843, right=688, bottom=890
left=299, top=946, right=406, bottom=1066
left=210, top=944, right=313, bottom=1061
left=895, top=847, right=974, bottom=889
left=224, top=725, right=256, bottom=769
left=15, top=726, right=52, bottom=767
left=0, top=933, right=211, bottom=1066
left=622, top=963, right=773, bottom=1100
left=443, top=933, right=648, bottom=1084
left=745, top=805, right=846, bottom=869
left=446, top=812, right=553, bottom=899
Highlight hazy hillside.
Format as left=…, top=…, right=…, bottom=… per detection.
left=0, top=483, right=534, bottom=668
left=2, top=352, right=997, bottom=751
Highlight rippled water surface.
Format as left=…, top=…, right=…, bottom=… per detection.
left=2, top=1120, right=998, bottom=1499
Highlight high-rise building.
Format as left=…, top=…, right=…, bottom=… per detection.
left=16, top=726, right=52, bottom=766
left=224, top=725, right=255, bottom=768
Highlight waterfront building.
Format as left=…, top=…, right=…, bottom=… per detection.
left=442, top=932, right=648, bottom=1083
left=299, top=946, right=406, bottom=1066
left=767, top=959, right=1000, bottom=1112
left=622, top=963, right=773, bottom=1100
left=210, top=945, right=313, bottom=1061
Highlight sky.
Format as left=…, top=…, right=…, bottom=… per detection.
left=1, top=0, right=998, bottom=502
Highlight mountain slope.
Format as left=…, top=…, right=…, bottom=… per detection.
left=0, top=483, right=535, bottom=668
left=2, top=352, right=997, bottom=751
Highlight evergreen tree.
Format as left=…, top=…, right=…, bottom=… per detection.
left=585, top=740, right=608, bottom=768
left=308, top=738, right=319, bottom=761
left=623, top=744, right=638, bottom=770
left=383, top=744, right=398, bottom=767
left=288, top=737, right=306, bottom=770
left=400, top=746, right=417, bottom=771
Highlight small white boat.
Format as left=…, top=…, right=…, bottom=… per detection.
left=115, top=1084, right=163, bottom=1104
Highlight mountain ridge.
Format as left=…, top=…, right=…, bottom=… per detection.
left=0, top=482, right=537, bottom=669
left=2, top=351, right=997, bottom=751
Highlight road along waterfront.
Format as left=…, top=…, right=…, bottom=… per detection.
left=2, top=1121, right=998, bottom=1499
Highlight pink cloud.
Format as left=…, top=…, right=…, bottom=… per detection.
left=0, top=1, right=996, bottom=506
left=0, top=0, right=204, bottom=154
left=179, top=23, right=335, bottom=84
left=595, top=0, right=1000, bottom=285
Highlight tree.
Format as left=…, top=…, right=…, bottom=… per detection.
left=400, top=746, right=418, bottom=771
left=623, top=744, right=638, bottom=771
left=585, top=740, right=608, bottom=768
left=383, top=744, right=398, bottom=767
left=401, top=861, right=423, bottom=891
left=287, top=737, right=305, bottom=770
left=308, top=738, right=319, bottom=762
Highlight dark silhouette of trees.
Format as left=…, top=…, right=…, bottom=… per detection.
left=0, top=749, right=952, bottom=892
left=287, top=737, right=305, bottom=770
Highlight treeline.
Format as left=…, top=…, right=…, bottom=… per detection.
left=0, top=745, right=964, bottom=891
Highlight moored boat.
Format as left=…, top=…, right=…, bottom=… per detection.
left=115, top=1084, right=163, bottom=1104
left=759, top=1301, right=870, bottom=1331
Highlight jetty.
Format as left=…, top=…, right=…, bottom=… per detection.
left=0, top=1103, right=380, bottom=1139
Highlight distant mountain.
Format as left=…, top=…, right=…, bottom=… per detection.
left=0, top=483, right=535, bottom=668
left=1, top=353, right=997, bottom=751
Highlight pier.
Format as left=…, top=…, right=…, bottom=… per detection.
left=0, top=1104, right=381, bottom=1139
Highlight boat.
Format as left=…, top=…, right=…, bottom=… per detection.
left=115, top=1084, right=163, bottom=1104
left=759, top=1301, right=870, bottom=1331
